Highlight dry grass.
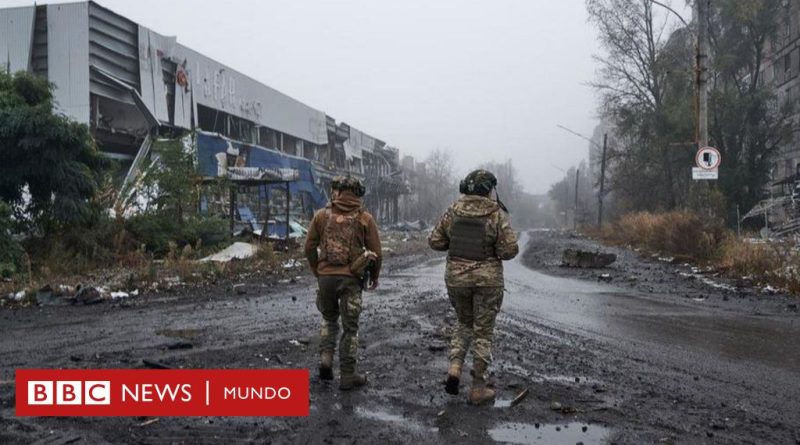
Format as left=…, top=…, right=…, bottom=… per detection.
left=718, top=237, right=800, bottom=294
left=596, top=211, right=800, bottom=295
left=600, top=211, right=726, bottom=261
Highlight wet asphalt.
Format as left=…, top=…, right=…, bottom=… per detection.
left=1, top=230, right=799, bottom=444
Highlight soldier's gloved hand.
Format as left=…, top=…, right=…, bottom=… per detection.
left=368, top=279, right=379, bottom=290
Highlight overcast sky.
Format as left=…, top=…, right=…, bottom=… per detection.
left=4, top=0, right=609, bottom=194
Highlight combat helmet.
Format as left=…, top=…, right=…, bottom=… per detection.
left=331, top=175, right=366, bottom=197
left=459, top=169, right=497, bottom=196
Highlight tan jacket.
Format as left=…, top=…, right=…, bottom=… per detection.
left=304, top=191, right=383, bottom=280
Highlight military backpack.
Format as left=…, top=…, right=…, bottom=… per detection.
left=320, top=208, right=363, bottom=266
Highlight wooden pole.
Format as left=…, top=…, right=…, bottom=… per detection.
left=597, top=133, right=608, bottom=229
left=285, top=181, right=291, bottom=245
left=229, top=186, right=236, bottom=234
left=574, top=168, right=580, bottom=230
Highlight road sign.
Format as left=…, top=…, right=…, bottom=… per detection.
left=692, top=167, right=718, bottom=180
left=696, top=146, right=721, bottom=170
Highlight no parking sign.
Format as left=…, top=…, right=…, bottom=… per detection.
left=692, top=146, right=721, bottom=180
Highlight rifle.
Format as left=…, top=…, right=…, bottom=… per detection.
left=360, top=259, right=376, bottom=291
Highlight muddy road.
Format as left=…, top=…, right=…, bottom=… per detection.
left=2, top=230, right=799, bottom=444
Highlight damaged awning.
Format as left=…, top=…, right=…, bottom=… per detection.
left=90, top=64, right=159, bottom=128
left=224, top=166, right=299, bottom=182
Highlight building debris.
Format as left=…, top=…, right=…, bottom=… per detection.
left=561, top=249, right=617, bottom=268
left=200, top=242, right=258, bottom=263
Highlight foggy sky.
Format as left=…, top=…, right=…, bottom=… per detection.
left=3, top=0, right=605, bottom=194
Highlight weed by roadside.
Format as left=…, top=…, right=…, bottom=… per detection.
left=591, top=211, right=800, bottom=295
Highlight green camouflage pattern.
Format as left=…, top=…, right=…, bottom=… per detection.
left=428, top=195, right=519, bottom=287
left=316, top=276, right=363, bottom=374
left=462, top=169, right=497, bottom=195
left=447, top=286, right=504, bottom=379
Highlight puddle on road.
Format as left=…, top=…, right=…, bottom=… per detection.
left=489, top=422, right=610, bottom=444
left=355, top=406, right=438, bottom=433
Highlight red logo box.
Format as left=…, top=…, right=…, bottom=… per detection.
left=16, top=369, right=309, bottom=417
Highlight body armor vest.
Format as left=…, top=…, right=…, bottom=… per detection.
left=448, top=215, right=495, bottom=261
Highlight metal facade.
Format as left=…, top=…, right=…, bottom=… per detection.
left=175, top=44, right=329, bottom=145
left=0, top=6, right=35, bottom=73
left=47, top=2, right=90, bottom=123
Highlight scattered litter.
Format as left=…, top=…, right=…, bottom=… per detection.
left=427, top=344, right=447, bottom=352
left=12, top=290, right=26, bottom=301
left=283, top=258, right=302, bottom=270
left=142, top=359, right=172, bottom=369
left=232, top=284, right=247, bottom=295
left=289, top=340, right=302, bottom=347
left=36, top=285, right=62, bottom=306
left=137, top=418, right=160, bottom=427
left=510, top=388, right=530, bottom=407
left=200, top=242, right=258, bottom=262
left=75, top=286, right=103, bottom=305
left=597, top=273, right=613, bottom=283
left=762, top=285, right=779, bottom=295
left=110, top=291, right=130, bottom=299
left=166, top=341, right=193, bottom=350
left=437, top=410, right=446, bottom=417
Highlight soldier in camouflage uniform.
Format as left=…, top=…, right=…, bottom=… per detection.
left=428, top=169, right=519, bottom=405
left=305, top=176, right=382, bottom=390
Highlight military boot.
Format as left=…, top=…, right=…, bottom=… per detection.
left=339, top=372, right=367, bottom=391
left=319, top=351, right=334, bottom=381
left=468, top=383, right=496, bottom=405
left=467, top=360, right=495, bottom=405
left=445, top=361, right=462, bottom=395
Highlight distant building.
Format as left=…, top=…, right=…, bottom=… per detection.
left=0, top=1, right=407, bottom=221
left=764, top=0, right=800, bottom=194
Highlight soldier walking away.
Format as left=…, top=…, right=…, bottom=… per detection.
left=428, top=169, right=519, bottom=405
left=305, top=176, right=382, bottom=390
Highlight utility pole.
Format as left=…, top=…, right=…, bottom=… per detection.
left=574, top=168, right=580, bottom=230
left=696, top=0, right=709, bottom=148
left=597, top=133, right=608, bottom=229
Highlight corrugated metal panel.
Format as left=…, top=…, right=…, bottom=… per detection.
left=31, top=6, right=47, bottom=77
left=88, top=1, right=138, bottom=88
left=47, top=2, right=90, bottom=123
left=0, top=6, right=36, bottom=73
left=175, top=43, right=329, bottom=145
left=138, top=25, right=172, bottom=123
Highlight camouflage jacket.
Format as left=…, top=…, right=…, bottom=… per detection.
left=428, top=195, right=519, bottom=287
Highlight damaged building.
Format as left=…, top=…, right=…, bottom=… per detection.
left=0, top=1, right=408, bottom=228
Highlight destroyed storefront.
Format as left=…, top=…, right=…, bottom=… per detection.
left=197, top=132, right=323, bottom=242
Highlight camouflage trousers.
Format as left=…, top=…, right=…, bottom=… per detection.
left=447, top=286, right=504, bottom=379
left=316, top=276, right=363, bottom=374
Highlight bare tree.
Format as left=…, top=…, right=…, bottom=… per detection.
left=418, top=149, right=457, bottom=222
left=587, top=0, right=695, bottom=212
